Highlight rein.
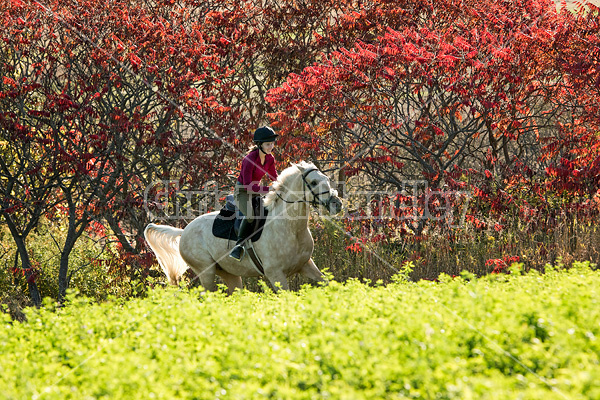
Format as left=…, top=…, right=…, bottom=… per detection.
left=275, top=168, right=333, bottom=208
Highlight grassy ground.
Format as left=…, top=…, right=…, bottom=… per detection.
left=1, top=262, right=598, bottom=399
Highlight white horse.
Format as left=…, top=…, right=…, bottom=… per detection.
left=144, top=161, right=343, bottom=293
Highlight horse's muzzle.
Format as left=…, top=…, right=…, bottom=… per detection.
left=327, top=196, right=343, bottom=215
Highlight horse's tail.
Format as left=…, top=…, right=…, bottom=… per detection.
left=144, top=223, right=189, bottom=285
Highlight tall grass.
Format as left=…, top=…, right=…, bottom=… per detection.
left=310, top=213, right=600, bottom=284
left=1, top=212, right=599, bottom=305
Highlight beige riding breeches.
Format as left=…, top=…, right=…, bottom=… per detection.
left=234, top=183, right=258, bottom=223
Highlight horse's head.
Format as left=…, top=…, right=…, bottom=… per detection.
left=265, top=161, right=343, bottom=215
left=296, top=162, right=343, bottom=215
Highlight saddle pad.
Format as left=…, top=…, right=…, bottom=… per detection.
left=211, top=209, right=237, bottom=241
left=211, top=208, right=268, bottom=243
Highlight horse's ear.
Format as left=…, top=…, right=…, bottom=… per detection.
left=296, top=160, right=312, bottom=171
left=305, top=159, right=317, bottom=170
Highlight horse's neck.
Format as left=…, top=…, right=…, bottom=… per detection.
left=269, top=189, right=310, bottom=233
left=269, top=177, right=309, bottom=232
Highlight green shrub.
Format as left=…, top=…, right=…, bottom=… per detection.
left=1, top=263, right=598, bottom=399
left=0, top=220, right=163, bottom=303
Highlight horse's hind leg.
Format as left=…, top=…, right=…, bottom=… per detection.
left=300, top=258, right=327, bottom=285
left=182, top=251, right=218, bottom=292
left=187, top=264, right=218, bottom=292
left=265, top=269, right=289, bottom=292
left=216, top=269, right=243, bottom=295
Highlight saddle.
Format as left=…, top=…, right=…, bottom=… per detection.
left=211, top=194, right=268, bottom=243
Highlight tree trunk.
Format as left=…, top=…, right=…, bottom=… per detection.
left=106, top=214, right=136, bottom=253
left=58, top=203, right=92, bottom=303
left=1, top=214, right=42, bottom=307
left=502, top=135, right=511, bottom=166
left=337, top=167, right=346, bottom=198
left=14, top=234, right=42, bottom=307
left=58, top=228, right=77, bottom=303
left=486, top=119, right=498, bottom=166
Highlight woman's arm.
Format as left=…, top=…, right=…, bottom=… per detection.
left=240, top=155, right=270, bottom=194
left=266, top=155, right=278, bottom=182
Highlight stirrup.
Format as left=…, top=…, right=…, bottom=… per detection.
left=229, top=244, right=245, bottom=261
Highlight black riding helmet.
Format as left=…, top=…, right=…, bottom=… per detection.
left=253, top=126, right=279, bottom=143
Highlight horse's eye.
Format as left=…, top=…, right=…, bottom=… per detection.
left=310, top=180, right=317, bottom=186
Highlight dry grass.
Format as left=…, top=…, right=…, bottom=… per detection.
left=0, top=290, right=32, bottom=322
left=308, top=216, right=600, bottom=285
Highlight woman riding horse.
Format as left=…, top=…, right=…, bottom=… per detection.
left=229, top=126, right=279, bottom=261
left=144, top=160, right=342, bottom=292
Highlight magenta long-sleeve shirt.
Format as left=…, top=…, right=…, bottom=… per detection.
left=237, top=149, right=278, bottom=194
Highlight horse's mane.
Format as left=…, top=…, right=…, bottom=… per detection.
left=264, top=161, right=316, bottom=208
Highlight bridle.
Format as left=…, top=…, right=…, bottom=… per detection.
left=276, top=168, right=335, bottom=208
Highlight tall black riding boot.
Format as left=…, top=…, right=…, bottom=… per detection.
left=229, top=217, right=253, bottom=261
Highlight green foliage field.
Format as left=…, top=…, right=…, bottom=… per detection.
left=1, top=263, right=599, bottom=400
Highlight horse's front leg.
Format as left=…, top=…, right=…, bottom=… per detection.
left=216, top=268, right=243, bottom=295
left=299, top=258, right=327, bottom=285
left=264, top=269, right=289, bottom=292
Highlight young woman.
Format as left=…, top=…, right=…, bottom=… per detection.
left=229, top=126, right=279, bottom=261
